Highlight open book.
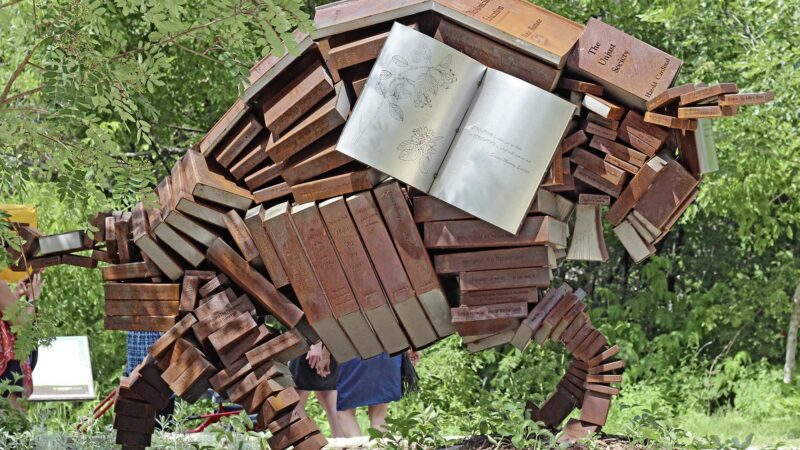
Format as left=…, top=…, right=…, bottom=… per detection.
left=336, top=23, right=575, bottom=234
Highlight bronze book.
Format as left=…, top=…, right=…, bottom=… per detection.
left=213, top=114, right=263, bottom=169
left=459, top=267, right=552, bottom=291
left=423, top=216, right=568, bottom=249
left=265, top=82, right=350, bottom=164
left=199, top=99, right=248, bottom=157
left=318, top=196, right=410, bottom=354
left=291, top=202, right=384, bottom=359
left=604, top=156, right=667, bottom=225
left=633, top=160, right=698, bottom=230
left=104, top=315, right=175, bottom=332
left=229, top=133, right=270, bottom=181
left=243, top=29, right=314, bottom=103
left=281, top=135, right=353, bottom=186
left=374, top=181, right=455, bottom=338
left=460, top=287, right=539, bottom=306
left=433, top=0, right=584, bottom=68
left=151, top=212, right=205, bottom=268
left=130, top=203, right=184, bottom=281
left=435, top=246, right=555, bottom=275
left=223, top=210, right=261, bottom=264
left=245, top=206, right=290, bottom=288
left=105, top=301, right=179, bottom=317
left=206, top=238, right=304, bottom=329
left=261, top=202, right=359, bottom=363
left=619, top=111, right=669, bottom=156
left=313, top=0, right=431, bottom=38
left=450, top=302, right=528, bottom=336
left=570, top=148, right=628, bottom=187
left=290, top=168, right=386, bottom=205
left=346, top=191, right=438, bottom=349
left=327, top=28, right=396, bottom=74
left=566, top=18, right=682, bottom=110
left=183, top=150, right=254, bottom=211
left=245, top=161, right=285, bottom=191
left=254, top=182, right=292, bottom=204
left=434, top=19, right=560, bottom=91
left=262, top=62, right=334, bottom=137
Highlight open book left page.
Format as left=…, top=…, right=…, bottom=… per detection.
left=336, top=23, right=487, bottom=191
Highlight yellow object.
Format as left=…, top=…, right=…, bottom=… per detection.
left=0, top=204, right=38, bottom=282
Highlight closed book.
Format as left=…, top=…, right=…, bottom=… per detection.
left=291, top=202, right=383, bottom=359
left=566, top=18, right=682, bottom=110
left=424, top=216, right=568, bottom=249
left=346, top=191, right=438, bottom=349
left=319, top=196, right=409, bottom=354
left=261, top=202, right=359, bottom=362
left=206, top=238, right=304, bottom=329
left=433, top=0, right=584, bottom=68
left=374, top=181, right=454, bottom=338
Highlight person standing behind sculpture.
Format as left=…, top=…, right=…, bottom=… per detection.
left=290, top=341, right=345, bottom=437
left=0, top=272, right=43, bottom=413
left=335, top=349, right=419, bottom=437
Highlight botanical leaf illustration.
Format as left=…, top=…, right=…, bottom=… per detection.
left=396, top=126, right=445, bottom=173
left=437, top=66, right=457, bottom=87
left=413, top=43, right=432, bottom=63
left=391, top=81, right=412, bottom=101
left=389, top=102, right=404, bottom=122
left=414, top=72, right=438, bottom=108
left=392, top=55, right=409, bottom=67
left=397, top=140, right=419, bottom=161
left=357, top=45, right=459, bottom=133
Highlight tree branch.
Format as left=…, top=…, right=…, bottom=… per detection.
left=35, top=131, right=78, bottom=149
left=110, top=7, right=254, bottom=62
left=174, top=42, right=230, bottom=66
left=0, top=42, right=42, bottom=103
left=0, top=0, right=22, bottom=9
left=166, top=124, right=204, bottom=133
left=0, top=4, right=73, bottom=102
left=0, top=107, right=47, bottom=113
left=0, top=86, right=44, bottom=106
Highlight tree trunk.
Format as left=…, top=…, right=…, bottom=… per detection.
left=783, top=280, right=800, bottom=383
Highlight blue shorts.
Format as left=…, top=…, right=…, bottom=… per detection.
left=336, top=353, right=402, bottom=411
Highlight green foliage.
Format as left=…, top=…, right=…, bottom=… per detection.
left=368, top=405, right=456, bottom=449
left=0, top=0, right=313, bottom=228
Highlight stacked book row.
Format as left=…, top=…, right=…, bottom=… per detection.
left=512, top=284, right=623, bottom=433
left=142, top=307, right=326, bottom=450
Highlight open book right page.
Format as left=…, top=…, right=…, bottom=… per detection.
left=429, top=69, right=575, bottom=234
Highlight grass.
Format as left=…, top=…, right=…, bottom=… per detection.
left=678, top=411, right=800, bottom=448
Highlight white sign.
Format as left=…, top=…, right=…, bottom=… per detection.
left=29, top=336, right=95, bottom=401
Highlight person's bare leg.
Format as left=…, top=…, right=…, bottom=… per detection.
left=315, top=390, right=345, bottom=438
left=367, top=403, right=389, bottom=432
left=294, top=390, right=311, bottom=418
left=337, top=408, right=362, bottom=437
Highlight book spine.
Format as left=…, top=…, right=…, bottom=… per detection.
left=374, top=181, right=455, bottom=338
left=206, top=238, right=304, bottom=328
left=423, top=216, right=565, bottom=249
left=291, top=204, right=361, bottom=318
